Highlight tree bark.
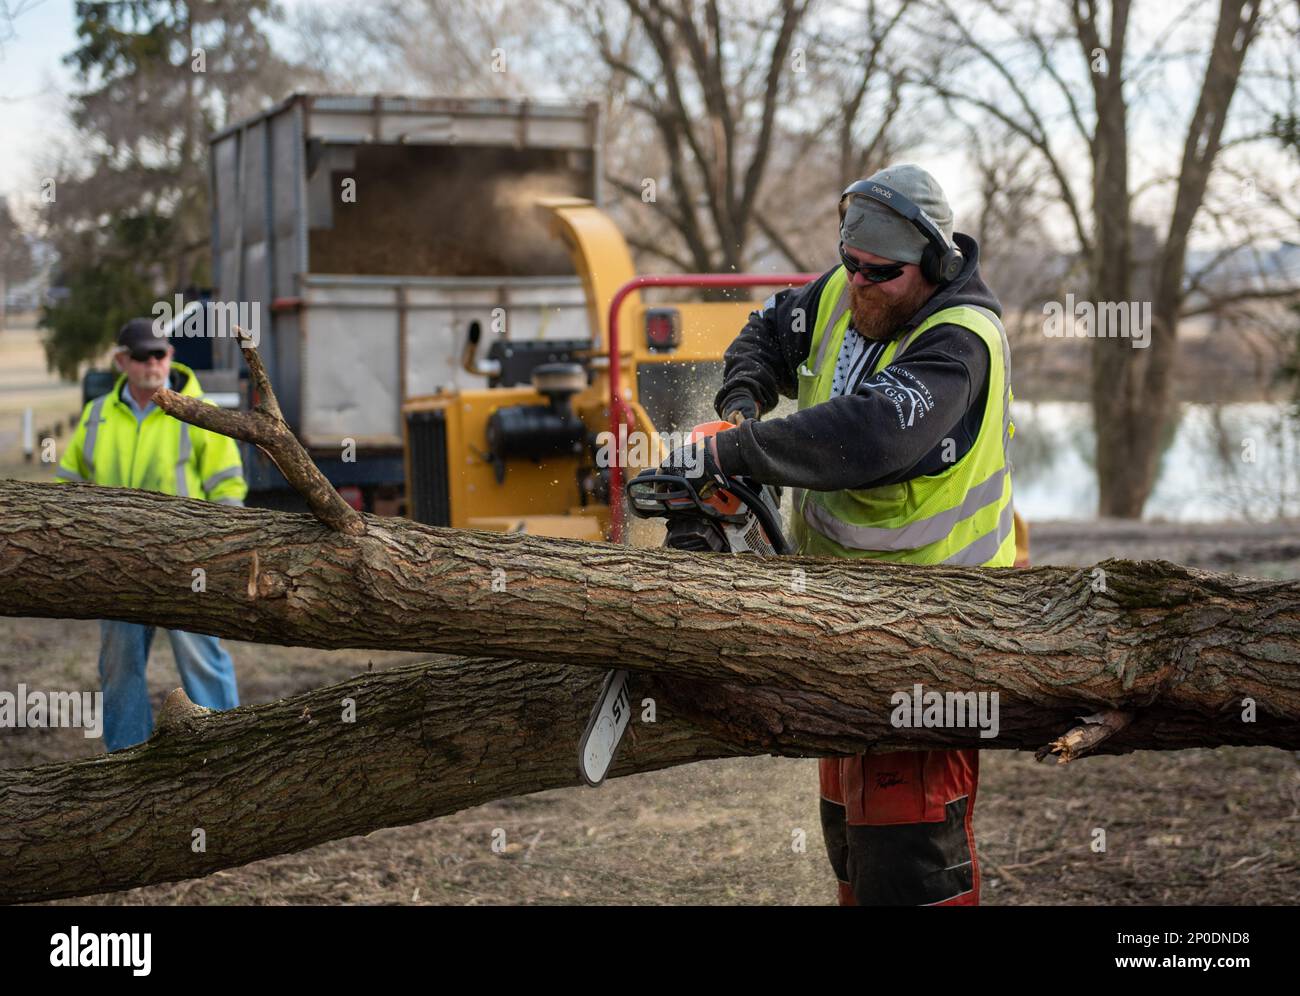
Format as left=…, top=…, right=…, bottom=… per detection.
left=0, top=632, right=1286, bottom=903
left=0, top=657, right=739, bottom=904
left=1079, top=0, right=1144, bottom=518
left=2, top=479, right=1297, bottom=755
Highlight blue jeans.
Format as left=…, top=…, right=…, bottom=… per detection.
left=98, top=621, right=239, bottom=751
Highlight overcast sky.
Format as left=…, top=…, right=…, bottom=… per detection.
left=0, top=0, right=77, bottom=203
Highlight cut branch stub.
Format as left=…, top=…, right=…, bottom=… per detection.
left=1035, top=709, right=1136, bottom=764
left=153, top=325, right=364, bottom=536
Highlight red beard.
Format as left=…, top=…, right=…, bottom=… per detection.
left=848, top=281, right=931, bottom=341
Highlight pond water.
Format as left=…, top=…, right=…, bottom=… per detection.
left=1009, top=402, right=1300, bottom=522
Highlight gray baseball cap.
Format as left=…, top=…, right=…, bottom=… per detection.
left=839, top=163, right=954, bottom=264
left=115, top=317, right=170, bottom=354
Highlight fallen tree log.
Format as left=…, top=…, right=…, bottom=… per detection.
left=1, top=478, right=1297, bottom=755
left=13, top=642, right=1160, bottom=905
left=0, top=658, right=755, bottom=904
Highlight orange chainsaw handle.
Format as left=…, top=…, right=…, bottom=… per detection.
left=680, top=421, right=743, bottom=516
left=685, top=419, right=738, bottom=444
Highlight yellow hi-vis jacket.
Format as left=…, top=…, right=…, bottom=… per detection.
left=56, top=362, right=248, bottom=506
left=789, top=266, right=1016, bottom=567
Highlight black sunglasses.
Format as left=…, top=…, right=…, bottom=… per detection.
left=128, top=349, right=168, bottom=363
left=839, top=244, right=906, bottom=283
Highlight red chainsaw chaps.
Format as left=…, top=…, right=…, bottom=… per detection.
left=820, top=750, right=981, bottom=906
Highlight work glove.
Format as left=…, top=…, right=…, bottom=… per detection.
left=718, top=390, right=759, bottom=426
left=640, top=438, right=730, bottom=500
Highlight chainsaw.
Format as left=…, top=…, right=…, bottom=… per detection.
left=578, top=420, right=789, bottom=786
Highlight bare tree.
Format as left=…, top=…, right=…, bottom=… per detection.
left=913, top=0, right=1297, bottom=517
left=564, top=0, right=939, bottom=274
left=560, top=0, right=815, bottom=272
left=961, top=119, right=1080, bottom=396
left=748, top=0, right=923, bottom=271
left=289, top=0, right=557, bottom=98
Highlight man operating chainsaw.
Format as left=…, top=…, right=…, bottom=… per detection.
left=650, top=164, right=1018, bottom=906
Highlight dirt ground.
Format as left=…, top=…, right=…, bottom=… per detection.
left=3, top=524, right=1298, bottom=907
left=2, top=315, right=1297, bottom=905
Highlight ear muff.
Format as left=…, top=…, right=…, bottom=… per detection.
left=839, top=179, right=964, bottom=285
left=920, top=240, right=964, bottom=285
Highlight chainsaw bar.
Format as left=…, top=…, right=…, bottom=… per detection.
left=578, top=668, right=632, bottom=786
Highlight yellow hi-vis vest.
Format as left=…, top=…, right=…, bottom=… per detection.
left=55, top=362, right=248, bottom=505
left=789, top=266, right=1016, bottom=567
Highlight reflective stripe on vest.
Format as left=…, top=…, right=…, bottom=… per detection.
left=943, top=500, right=1015, bottom=566
left=83, top=395, right=107, bottom=476
left=811, top=285, right=852, bottom=373
left=203, top=465, right=243, bottom=493
left=802, top=463, right=1008, bottom=551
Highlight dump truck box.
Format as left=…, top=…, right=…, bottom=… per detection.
left=208, top=93, right=601, bottom=504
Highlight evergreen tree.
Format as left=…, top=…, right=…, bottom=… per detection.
left=43, top=0, right=289, bottom=377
